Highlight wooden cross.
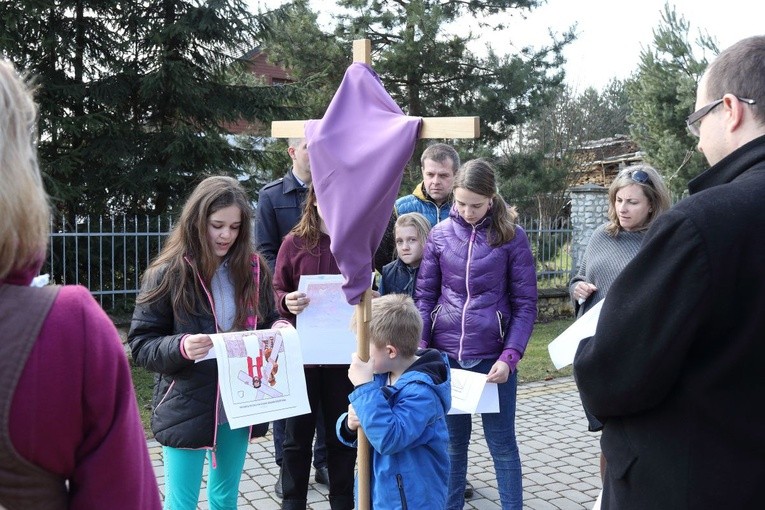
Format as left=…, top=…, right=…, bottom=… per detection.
left=271, top=39, right=480, bottom=138
left=270, top=39, right=479, bottom=510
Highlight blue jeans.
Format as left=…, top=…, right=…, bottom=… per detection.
left=162, top=422, right=249, bottom=510
left=446, top=358, right=522, bottom=510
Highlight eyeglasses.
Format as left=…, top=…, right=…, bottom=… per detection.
left=686, top=96, right=756, bottom=137
left=620, top=168, right=652, bottom=186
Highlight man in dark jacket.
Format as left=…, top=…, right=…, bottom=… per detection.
left=256, top=138, right=311, bottom=271
left=574, top=36, right=765, bottom=509
left=255, top=138, right=329, bottom=495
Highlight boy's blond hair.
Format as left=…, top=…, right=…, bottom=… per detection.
left=353, top=294, right=422, bottom=358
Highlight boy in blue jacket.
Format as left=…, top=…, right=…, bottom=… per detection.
left=337, top=294, right=451, bottom=509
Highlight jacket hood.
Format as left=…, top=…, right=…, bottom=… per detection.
left=385, top=348, right=451, bottom=411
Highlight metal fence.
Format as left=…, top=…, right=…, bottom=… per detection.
left=44, top=214, right=573, bottom=312
left=45, top=215, right=174, bottom=311
left=518, top=216, right=573, bottom=289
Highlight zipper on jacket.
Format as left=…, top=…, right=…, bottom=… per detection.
left=185, top=255, right=221, bottom=334
left=184, top=255, right=224, bottom=461
left=458, top=227, right=477, bottom=360
left=430, top=304, right=442, bottom=333
left=396, top=474, right=408, bottom=510
left=153, top=380, right=176, bottom=415
left=211, top=385, right=221, bottom=469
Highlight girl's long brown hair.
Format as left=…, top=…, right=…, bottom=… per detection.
left=288, top=184, right=323, bottom=251
left=138, top=176, right=275, bottom=328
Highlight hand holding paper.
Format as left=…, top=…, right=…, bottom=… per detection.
left=448, top=368, right=499, bottom=415
left=183, top=334, right=213, bottom=361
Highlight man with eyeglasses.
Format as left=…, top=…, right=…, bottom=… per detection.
left=574, top=35, right=765, bottom=510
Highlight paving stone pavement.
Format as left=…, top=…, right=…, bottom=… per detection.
left=148, top=376, right=601, bottom=509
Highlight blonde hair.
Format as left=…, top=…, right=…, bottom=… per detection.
left=395, top=212, right=431, bottom=245
left=352, top=294, right=422, bottom=358
left=0, top=60, right=49, bottom=281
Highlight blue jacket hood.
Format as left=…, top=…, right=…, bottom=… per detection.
left=380, top=348, right=451, bottom=411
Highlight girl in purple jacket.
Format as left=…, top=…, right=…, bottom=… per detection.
left=415, top=159, right=538, bottom=510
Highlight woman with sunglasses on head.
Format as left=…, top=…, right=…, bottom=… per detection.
left=569, top=164, right=671, bottom=476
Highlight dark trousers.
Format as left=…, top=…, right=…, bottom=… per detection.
left=273, top=407, right=328, bottom=468
left=281, top=366, right=356, bottom=510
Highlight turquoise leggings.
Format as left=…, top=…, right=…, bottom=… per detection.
left=162, top=422, right=249, bottom=510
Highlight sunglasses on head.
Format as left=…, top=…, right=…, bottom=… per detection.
left=620, top=168, right=652, bottom=186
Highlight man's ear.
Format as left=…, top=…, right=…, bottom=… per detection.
left=387, top=345, right=398, bottom=359
left=724, top=93, right=747, bottom=132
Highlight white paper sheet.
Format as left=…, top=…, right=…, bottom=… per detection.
left=296, top=274, right=357, bottom=365
left=210, top=326, right=310, bottom=429
left=547, top=299, right=604, bottom=369
left=448, top=368, right=500, bottom=415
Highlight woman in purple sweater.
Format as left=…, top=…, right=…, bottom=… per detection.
left=0, top=59, right=161, bottom=509
left=273, top=185, right=357, bottom=510
left=415, top=159, right=538, bottom=510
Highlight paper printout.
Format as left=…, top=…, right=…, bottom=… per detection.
left=547, top=299, right=604, bottom=370
left=296, top=274, right=357, bottom=365
left=210, top=326, right=310, bottom=429
left=448, top=368, right=500, bottom=415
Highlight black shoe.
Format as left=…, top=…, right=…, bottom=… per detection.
left=274, top=467, right=283, bottom=499
left=464, top=481, right=474, bottom=499
left=314, top=465, right=330, bottom=486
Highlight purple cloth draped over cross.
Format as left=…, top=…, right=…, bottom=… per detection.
left=306, top=63, right=422, bottom=305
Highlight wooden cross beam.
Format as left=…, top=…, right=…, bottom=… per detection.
left=268, top=39, right=479, bottom=510
left=270, top=39, right=480, bottom=139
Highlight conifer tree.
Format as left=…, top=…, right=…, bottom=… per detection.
left=0, top=0, right=304, bottom=215
left=627, top=3, right=717, bottom=194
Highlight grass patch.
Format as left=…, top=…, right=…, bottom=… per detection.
left=518, top=318, right=575, bottom=384
left=128, top=317, right=575, bottom=435
left=130, top=360, right=155, bottom=437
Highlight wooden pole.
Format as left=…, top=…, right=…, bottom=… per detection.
left=355, top=287, right=373, bottom=510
